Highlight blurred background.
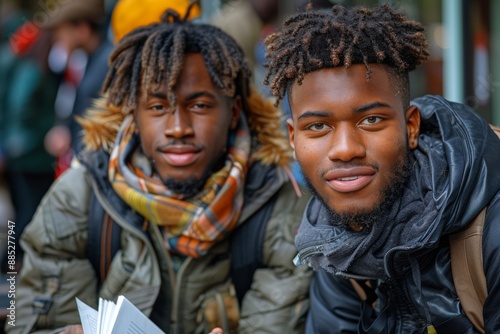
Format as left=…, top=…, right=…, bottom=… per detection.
left=3, top=0, right=499, bottom=120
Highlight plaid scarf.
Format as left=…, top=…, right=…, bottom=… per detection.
left=109, top=115, right=250, bottom=257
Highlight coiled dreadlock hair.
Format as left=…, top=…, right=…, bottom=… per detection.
left=264, top=3, right=430, bottom=108
left=80, top=3, right=293, bottom=166
left=102, top=3, right=251, bottom=114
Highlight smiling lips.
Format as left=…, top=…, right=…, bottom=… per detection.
left=159, top=145, right=201, bottom=167
left=324, top=167, right=376, bottom=193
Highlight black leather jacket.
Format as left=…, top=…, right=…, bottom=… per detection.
left=298, top=95, right=500, bottom=334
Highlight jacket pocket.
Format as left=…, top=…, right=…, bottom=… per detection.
left=196, top=282, right=239, bottom=334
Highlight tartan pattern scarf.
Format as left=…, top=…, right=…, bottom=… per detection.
left=108, top=115, right=250, bottom=258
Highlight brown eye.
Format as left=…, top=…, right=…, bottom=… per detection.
left=309, top=123, right=326, bottom=131
left=362, top=116, right=382, bottom=125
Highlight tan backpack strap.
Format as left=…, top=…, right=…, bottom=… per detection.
left=490, top=124, right=500, bottom=138
left=350, top=279, right=377, bottom=308
left=449, top=207, right=487, bottom=334
left=350, top=279, right=368, bottom=301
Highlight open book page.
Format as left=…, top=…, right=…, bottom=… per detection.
left=108, top=295, right=165, bottom=334
left=76, top=295, right=165, bottom=334
left=76, top=298, right=97, bottom=334
left=99, top=299, right=118, bottom=334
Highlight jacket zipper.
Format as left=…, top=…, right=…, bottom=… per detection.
left=294, top=242, right=376, bottom=280
left=148, top=222, right=179, bottom=332
left=293, top=243, right=324, bottom=266
left=147, top=221, right=194, bottom=333
left=171, top=255, right=192, bottom=331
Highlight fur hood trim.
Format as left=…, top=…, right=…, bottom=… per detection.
left=78, top=87, right=291, bottom=167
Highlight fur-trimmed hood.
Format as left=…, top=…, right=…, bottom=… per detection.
left=78, top=86, right=291, bottom=167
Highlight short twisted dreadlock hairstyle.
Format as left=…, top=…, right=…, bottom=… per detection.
left=264, top=3, right=430, bottom=108
left=102, top=4, right=251, bottom=114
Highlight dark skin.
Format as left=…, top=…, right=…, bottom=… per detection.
left=134, top=53, right=241, bottom=189
left=287, top=64, right=420, bottom=230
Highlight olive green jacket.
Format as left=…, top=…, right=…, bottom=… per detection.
left=9, top=160, right=311, bottom=334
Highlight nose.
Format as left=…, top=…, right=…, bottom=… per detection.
left=164, top=108, right=194, bottom=138
left=327, top=125, right=366, bottom=162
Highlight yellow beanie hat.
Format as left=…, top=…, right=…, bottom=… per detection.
left=111, top=0, right=201, bottom=44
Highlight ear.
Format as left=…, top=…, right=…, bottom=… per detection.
left=405, top=105, right=420, bottom=149
left=230, top=96, right=242, bottom=130
left=286, top=118, right=296, bottom=159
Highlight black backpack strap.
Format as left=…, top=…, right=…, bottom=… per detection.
left=87, top=190, right=122, bottom=288
left=230, top=193, right=278, bottom=304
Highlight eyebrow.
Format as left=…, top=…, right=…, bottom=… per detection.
left=297, top=101, right=392, bottom=120
left=355, top=101, right=391, bottom=113
left=147, top=90, right=216, bottom=101
left=297, top=111, right=330, bottom=121
left=148, top=91, right=167, bottom=100
left=185, top=91, right=216, bottom=101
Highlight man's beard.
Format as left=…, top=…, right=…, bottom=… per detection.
left=303, top=149, right=412, bottom=231
left=157, top=155, right=226, bottom=199
left=162, top=174, right=211, bottom=199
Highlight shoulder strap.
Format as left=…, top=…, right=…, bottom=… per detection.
left=490, top=124, right=500, bottom=138
left=449, top=207, right=487, bottom=334
left=446, top=122, right=498, bottom=332
left=87, top=190, right=122, bottom=287
left=229, top=192, right=278, bottom=304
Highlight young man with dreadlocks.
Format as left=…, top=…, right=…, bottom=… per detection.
left=9, top=6, right=312, bottom=334
left=265, top=3, right=500, bottom=334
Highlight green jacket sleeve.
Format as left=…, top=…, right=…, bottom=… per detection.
left=5, top=167, right=98, bottom=334
left=238, top=181, right=312, bottom=334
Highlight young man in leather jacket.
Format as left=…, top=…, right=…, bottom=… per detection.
left=264, top=3, right=500, bottom=333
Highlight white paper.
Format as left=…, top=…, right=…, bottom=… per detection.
left=76, top=298, right=98, bottom=334
left=76, top=295, right=165, bottom=334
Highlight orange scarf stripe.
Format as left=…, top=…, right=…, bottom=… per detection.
left=109, top=115, right=250, bottom=257
left=193, top=178, right=241, bottom=237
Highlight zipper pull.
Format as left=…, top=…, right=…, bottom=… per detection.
left=427, top=325, right=437, bottom=334
left=293, top=253, right=302, bottom=266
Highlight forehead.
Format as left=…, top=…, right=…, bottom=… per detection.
left=289, top=64, right=402, bottom=113
left=142, top=53, right=218, bottom=96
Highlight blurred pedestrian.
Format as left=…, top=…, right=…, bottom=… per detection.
left=43, top=0, right=113, bottom=168
left=0, top=20, right=58, bottom=273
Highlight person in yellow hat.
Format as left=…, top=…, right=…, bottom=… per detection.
left=111, top=0, right=201, bottom=43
